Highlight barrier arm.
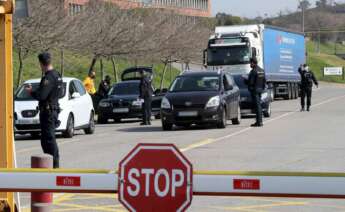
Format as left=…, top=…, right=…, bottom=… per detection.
left=0, top=0, right=15, bottom=211
left=2, top=169, right=345, bottom=199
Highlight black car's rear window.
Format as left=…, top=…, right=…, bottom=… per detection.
left=110, top=82, right=140, bottom=95
left=170, top=75, right=220, bottom=92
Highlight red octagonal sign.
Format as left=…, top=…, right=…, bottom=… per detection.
left=118, top=143, right=193, bottom=212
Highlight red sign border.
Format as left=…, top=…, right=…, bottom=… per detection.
left=118, top=143, right=193, bottom=212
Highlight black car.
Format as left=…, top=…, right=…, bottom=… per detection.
left=97, top=67, right=163, bottom=123
left=232, top=74, right=272, bottom=118
left=161, top=70, right=241, bottom=130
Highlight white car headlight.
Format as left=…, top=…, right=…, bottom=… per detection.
left=132, top=99, right=143, bottom=107
left=206, top=96, right=220, bottom=108
left=161, top=97, right=171, bottom=109
left=261, top=92, right=268, bottom=100
left=99, top=102, right=111, bottom=107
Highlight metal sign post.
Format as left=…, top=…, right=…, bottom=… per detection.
left=0, top=0, right=14, bottom=211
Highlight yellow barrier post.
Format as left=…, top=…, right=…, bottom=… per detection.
left=0, top=0, right=15, bottom=211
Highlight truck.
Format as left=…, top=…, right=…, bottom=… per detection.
left=204, top=24, right=306, bottom=100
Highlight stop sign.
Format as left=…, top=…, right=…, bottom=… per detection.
left=118, top=143, right=193, bottom=212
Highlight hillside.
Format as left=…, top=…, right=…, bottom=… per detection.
left=307, top=41, right=345, bottom=83
left=12, top=50, right=180, bottom=90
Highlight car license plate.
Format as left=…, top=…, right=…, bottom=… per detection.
left=16, top=119, right=39, bottom=125
left=178, top=111, right=198, bottom=117
left=113, top=108, right=129, bottom=113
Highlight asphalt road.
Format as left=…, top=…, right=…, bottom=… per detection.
left=15, top=82, right=345, bottom=212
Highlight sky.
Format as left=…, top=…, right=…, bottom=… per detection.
left=212, top=0, right=345, bottom=18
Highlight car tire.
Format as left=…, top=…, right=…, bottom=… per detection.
left=97, top=114, right=108, bottom=124
left=231, top=106, right=241, bottom=125
left=30, top=132, right=40, bottom=139
left=162, top=122, right=173, bottom=131
left=263, top=103, right=272, bottom=118
left=114, top=118, right=121, bottom=123
left=63, top=114, right=74, bottom=138
left=84, top=112, right=95, bottom=135
left=217, top=108, right=227, bottom=129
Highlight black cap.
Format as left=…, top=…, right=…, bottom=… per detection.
left=38, top=52, right=52, bottom=66
left=250, top=57, right=258, bottom=65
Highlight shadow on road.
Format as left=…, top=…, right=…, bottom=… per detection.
left=117, top=126, right=162, bottom=132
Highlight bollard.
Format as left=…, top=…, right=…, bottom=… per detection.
left=31, top=154, right=53, bottom=212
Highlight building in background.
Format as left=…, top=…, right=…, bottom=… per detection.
left=65, top=0, right=211, bottom=17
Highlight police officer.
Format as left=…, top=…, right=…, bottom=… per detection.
left=246, top=57, right=266, bottom=127
left=97, top=75, right=111, bottom=99
left=299, top=64, right=318, bottom=112
left=139, top=70, right=153, bottom=126
left=25, top=52, right=61, bottom=168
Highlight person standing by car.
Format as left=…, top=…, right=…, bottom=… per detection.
left=246, top=57, right=266, bottom=127
left=97, top=75, right=111, bottom=99
left=299, top=64, right=318, bottom=112
left=25, top=52, right=61, bottom=168
left=139, top=70, right=153, bottom=125
left=84, top=70, right=96, bottom=108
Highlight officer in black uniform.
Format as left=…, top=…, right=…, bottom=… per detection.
left=25, top=52, right=61, bottom=168
left=97, top=75, right=111, bottom=99
left=246, top=57, right=266, bottom=127
left=299, top=64, right=318, bottom=112
left=139, top=70, right=153, bottom=126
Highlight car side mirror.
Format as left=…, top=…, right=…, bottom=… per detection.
left=71, top=92, right=81, bottom=99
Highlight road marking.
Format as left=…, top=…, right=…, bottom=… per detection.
left=16, top=139, right=81, bottom=154
left=212, top=201, right=308, bottom=211
left=54, top=203, right=125, bottom=211
left=181, top=94, right=345, bottom=152
left=181, top=139, right=215, bottom=152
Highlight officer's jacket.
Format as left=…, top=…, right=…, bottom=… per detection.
left=299, top=69, right=318, bottom=88
left=248, top=66, right=266, bottom=93
left=139, top=77, right=153, bottom=99
left=32, top=69, right=60, bottom=109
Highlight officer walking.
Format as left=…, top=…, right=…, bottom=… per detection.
left=299, top=64, right=318, bottom=112
left=25, top=52, right=61, bottom=168
left=139, top=70, right=153, bottom=126
left=246, top=58, right=266, bottom=127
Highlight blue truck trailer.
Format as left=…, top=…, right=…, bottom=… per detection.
left=204, top=24, right=306, bottom=100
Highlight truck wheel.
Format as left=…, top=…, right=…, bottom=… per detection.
left=84, top=112, right=95, bottom=135
left=162, top=122, right=173, bottom=131
left=63, top=115, right=74, bottom=138
left=294, top=84, right=299, bottom=99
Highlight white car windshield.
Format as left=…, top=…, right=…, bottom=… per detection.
left=15, top=82, right=66, bottom=101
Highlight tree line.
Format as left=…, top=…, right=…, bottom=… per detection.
left=13, top=0, right=213, bottom=87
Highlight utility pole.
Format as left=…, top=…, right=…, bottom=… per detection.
left=0, top=1, right=15, bottom=211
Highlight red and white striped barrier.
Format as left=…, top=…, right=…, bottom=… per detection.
left=2, top=169, right=345, bottom=199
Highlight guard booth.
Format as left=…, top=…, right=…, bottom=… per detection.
left=0, top=0, right=15, bottom=211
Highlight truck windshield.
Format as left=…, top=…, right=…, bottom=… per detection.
left=207, top=46, right=251, bottom=66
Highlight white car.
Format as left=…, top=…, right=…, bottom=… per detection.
left=14, top=77, right=95, bottom=138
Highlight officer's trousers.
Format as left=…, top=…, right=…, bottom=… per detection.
left=142, top=98, right=152, bottom=124
left=39, top=110, right=60, bottom=168
left=251, top=92, right=263, bottom=124
left=301, top=87, right=312, bottom=109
